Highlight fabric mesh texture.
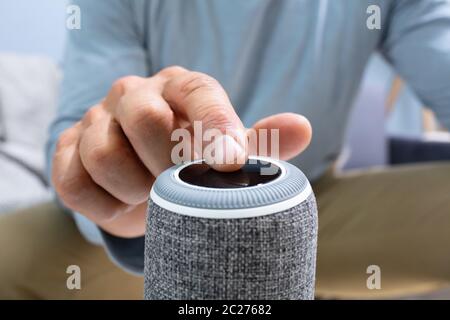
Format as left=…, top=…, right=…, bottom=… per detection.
left=144, top=193, right=318, bottom=300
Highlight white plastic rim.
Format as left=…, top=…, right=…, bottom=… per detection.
left=150, top=183, right=312, bottom=219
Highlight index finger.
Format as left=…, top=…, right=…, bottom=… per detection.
left=159, top=67, right=247, bottom=171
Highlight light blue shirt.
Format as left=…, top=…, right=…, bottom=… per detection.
left=47, top=0, right=450, bottom=273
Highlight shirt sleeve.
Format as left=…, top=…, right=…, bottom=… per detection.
left=380, top=0, right=450, bottom=129
left=46, top=0, right=149, bottom=274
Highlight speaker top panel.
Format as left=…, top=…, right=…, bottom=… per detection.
left=178, top=160, right=282, bottom=189
left=150, top=156, right=312, bottom=218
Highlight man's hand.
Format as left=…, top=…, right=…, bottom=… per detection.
left=51, top=66, right=312, bottom=238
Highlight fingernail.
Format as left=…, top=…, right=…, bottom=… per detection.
left=204, top=134, right=246, bottom=168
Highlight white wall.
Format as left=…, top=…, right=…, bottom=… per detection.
left=0, top=0, right=67, bottom=63
left=340, top=55, right=393, bottom=169
left=387, top=85, right=423, bottom=137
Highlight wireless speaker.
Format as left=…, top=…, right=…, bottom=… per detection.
left=144, top=156, right=318, bottom=300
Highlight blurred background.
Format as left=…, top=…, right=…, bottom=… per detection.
left=0, top=0, right=449, bottom=215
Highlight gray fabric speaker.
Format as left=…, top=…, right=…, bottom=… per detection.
left=144, top=156, right=318, bottom=300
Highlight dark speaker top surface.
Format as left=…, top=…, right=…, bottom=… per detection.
left=178, top=160, right=282, bottom=189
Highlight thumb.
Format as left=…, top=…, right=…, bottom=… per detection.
left=249, top=113, right=312, bottom=161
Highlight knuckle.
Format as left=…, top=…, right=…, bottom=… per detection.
left=121, top=99, right=167, bottom=135
left=85, top=144, right=113, bottom=171
left=81, top=132, right=131, bottom=179
left=180, top=72, right=220, bottom=97
left=55, top=134, right=70, bottom=153
left=200, top=105, right=234, bottom=131
left=112, top=76, right=143, bottom=92
left=110, top=76, right=144, bottom=101
left=158, top=65, right=187, bottom=78
left=55, top=127, right=77, bottom=151
left=52, top=173, right=84, bottom=209
left=82, top=106, right=102, bottom=125
left=110, top=78, right=126, bottom=96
